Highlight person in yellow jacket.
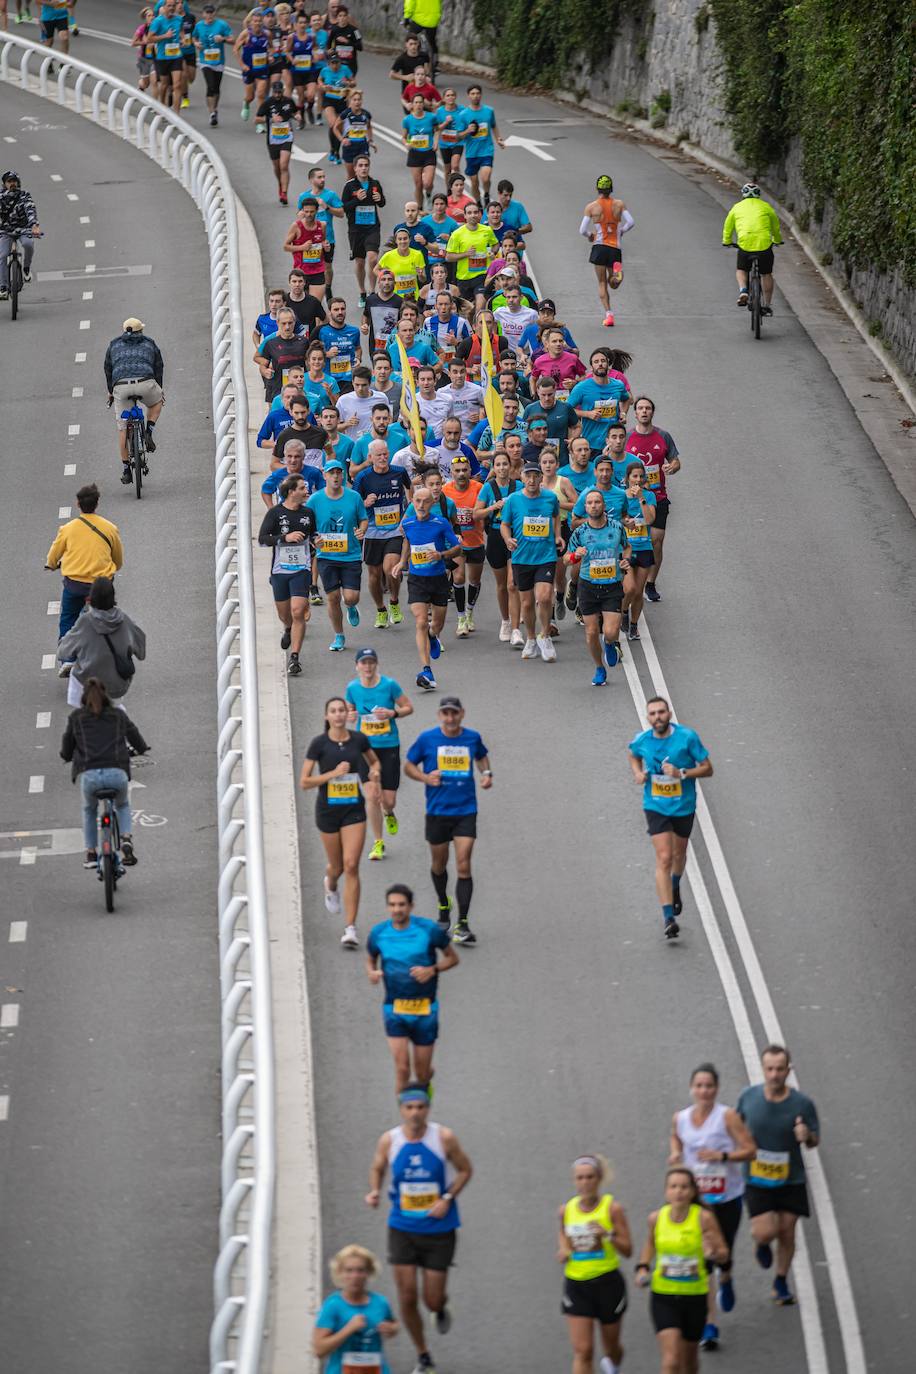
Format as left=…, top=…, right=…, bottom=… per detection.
left=722, top=182, right=782, bottom=314
left=557, top=1153, right=633, bottom=1374
left=46, top=482, right=124, bottom=669
left=403, top=0, right=441, bottom=79
left=635, top=1167, right=729, bottom=1373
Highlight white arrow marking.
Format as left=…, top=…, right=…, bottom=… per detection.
left=291, top=146, right=326, bottom=166
left=504, top=135, right=555, bottom=162
left=19, top=116, right=40, bottom=125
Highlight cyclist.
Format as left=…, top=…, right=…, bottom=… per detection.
left=722, top=182, right=782, bottom=313
left=0, top=169, right=42, bottom=300
left=313, top=1244, right=399, bottom=1372
left=579, top=175, right=634, bottom=327
left=46, top=482, right=124, bottom=662
left=58, top=576, right=146, bottom=708
left=60, top=676, right=148, bottom=872
left=103, top=317, right=165, bottom=482
left=557, top=1153, right=632, bottom=1374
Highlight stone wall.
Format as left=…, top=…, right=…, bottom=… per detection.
left=356, top=0, right=913, bottom=381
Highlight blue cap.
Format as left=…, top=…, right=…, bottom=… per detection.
left=355, top=647, right=378, bottom=663
left=324, top=458, right=345, bottom=472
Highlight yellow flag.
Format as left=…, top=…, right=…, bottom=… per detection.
left=479, top=323, right=504, bottom=442
left=396, top=336, right=425, bottom=458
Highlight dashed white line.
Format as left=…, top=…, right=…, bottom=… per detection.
left=58, top=505, right=71, bottom=518
left=79, top=215, right=90, bottom=224
left=74, top=351, right=86, bottom=363
left=19, top=849, right=37, bottom=867
left=67, top=192, right=79, bottom=201
left=47, top=600, right=60, bottom=615
left=81, top=291, right=92, bottom=301
left=29, top=153, right=42, bottom=162
left=0, top=1097, right=8, bottom=1122
left=3, top=136, right=16, bottom=144
left=63, top=464, right=76, bottom=476
left=79, top=320, right=90, bottom=330
left=36, top=713, right=51, bottom=730
left=1, top=1004, right=20, bottom=1029
left=9, top=921, right=27, bottom=943
left=84, top=239, right=95, bottom=248
left=41, top=653, right=56, bottom=670
left=71, top=386, right=83, bottom=397
left=84, top=264, right=95, bottom=274
left=50, top=173, right=62, bottom=181
left=28, top=776, right=45, bottom=795
left=67, top=424, right=80, bottom=437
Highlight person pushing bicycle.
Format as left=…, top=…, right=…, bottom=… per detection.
left=722, top=182, right=782, bottom=315
left=103, top=317, right=165, bottom=483
left=0, top=169, right=42, bottom=300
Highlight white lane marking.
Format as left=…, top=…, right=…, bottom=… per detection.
left=57, top=505, right=71, bottom=518
left=28, top=776, right=45, bottom=795
left=503, top=134, right=555, bottom=161
left=35, top=713, right=51, bottom=730
left=74, top=352, right=86, bottom=362
left=19, top=848, right=37, bottom=866
left=0, top=1097, right=8, bottom=1122
left=38, top=263, right=151, bottom=281
left=67, top=424, right=80, bottom=437
left=3, top=136, right=15, bottom=143
left=79, top=319, right=90, bottom=330
left=1, top=1004, right=20, bottom=1029
left=50, top=172, right=62, bottom=181
left=638, top=622, right=865, bottom=1374
left=29, top=153, right=42, bottom=162
left=64, top=464, right=76, bottom=475
left=41, top=654, right=56, bottom=670
left=79, top=215, right=90, bottom=224
left=84, top=264, right=95, bottom=274
left=81, top=291, right=92, bottom=301
left=9, top=921, right=27, bottom=942
left=67, top=192, right=79, bottom=201
left=72, top=385, right=84, bottom=397
left=47, top=601, right=60, bottom=615
left=291, top=146, right=327, bottom=166
left=84, top=239, right=95, bottom=248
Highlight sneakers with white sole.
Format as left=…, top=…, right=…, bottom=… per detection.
left=499, top=619, right=512, bottom=642
left=510, top=628, right=525, bottom=649
left=324, top=879, right=342, bottom=915
left=537, top=634, right=557, bottom=662
left=521, top=638, right=538, bottom=659
left=341, top=924, right=359, bottom=948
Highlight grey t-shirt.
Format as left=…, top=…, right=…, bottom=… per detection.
left=737, top=1084, right=819, bottom=1189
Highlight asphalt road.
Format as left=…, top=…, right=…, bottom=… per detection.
left=0, top=79, right=219, bottom=1374
left=11, top=8, right=916, bottom=1374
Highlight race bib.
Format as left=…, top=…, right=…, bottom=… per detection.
left=660, top=1254, right=699, bottom=1282
left=277, top=541, right=308, bottom=571
left=270, top=122, right=292, bottom=142
left=393, top=997, right=431, bottom=1016
left=628, top=521, right=648, bottom=540
left=354, top=206, right=376, bottom=225
left=472, top=122, right=489, bottom=139
left=203, top=46, right=221, bottom=63
left=749, top=1150, right=790, bottom=1187
left=336, top=42, right=354, bottom=58
left=164, top=42, right=181, bottom=57
left=327, top=773, right=359, bottom=804
left=595, top=400, right=618, bottom=420
left=394, top=272, right=417, bottom=293
left=399, top=1180, right=440, bottom=1213
left=320, top=533, right=348, bottom=554
left=409, top=134, right=430, bottom=150
left=695, top=1170, right=727, bottom=1199
left=330, top=356, right=351, bottom=375
left=556, top=388, right=570, bottom=402
left=347, top=127, right=368, bottom=142
left=650, top=773, right=682, bottom=799
left=360, top=713, right=391, bottom=736
left=293, top=53, right=310, bottom=68
left=644, top=465, right=661, bottom=488
left=324, top=82, right=342, bottom=97
left=566, top=1222, right=603, bottom=1260
left=301, top=243, right=322, bottom=263
left=468, top=253, right=487, bottom=272
left=589, top=559, right=617, bottom=582
left=522, top=516, right=550, bottom=538
left=342, top=1356, right=381, bottom=1373
left=455, top=506, right=473, bottom=527
left=251, top=50, right=267, bottom=67
left=437, top=745, right=471, bottom=779
left=373, top=504, right=400, bottom=527
left=410, top=542, right=438, bottom=567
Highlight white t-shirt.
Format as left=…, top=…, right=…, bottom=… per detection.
left=443, top=381, right=485, bottom=438
left=336, top=388, right=389, bottom=437
left=494, top=304, right=538, bottom=350
left=417, top=390, right=453, bottom=434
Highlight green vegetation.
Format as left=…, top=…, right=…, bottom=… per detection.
left=471, top=0, right=645, bottom=89
left=709, top=0, right=916, bottom=283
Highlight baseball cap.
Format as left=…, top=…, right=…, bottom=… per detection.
left=202, top=2, right=215, bottom=9
left=498, top=266, right=518, bottom=279
left=522, top=459, right=542, bottom=472
left=439, top=695, right=463, bottom=711
left=122, top=317, right=144, bottom=332
left=324, top=458, right=345, bottom=472
left=354, top=647, right=378, bottom=663
left=537, top=298, right=556, bottom=313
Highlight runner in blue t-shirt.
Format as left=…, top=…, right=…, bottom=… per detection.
left=628, top=696, right=712, bottom=939
left=565, top=490, right=631, bottom=686
left=319, top=301, right=362, bottom=389
left=462, top=83, right=504, bottom=205
left=620, top=462, right=657, bottom=644
left=317, top=52, right=354, bottom=163
left=394, top=488, right=461, bottom=690
left=499, top=460, right=562, bottom=662
left=353, top=448, right=412, bottom=630
left=405, top=697, right=492, bottom=943
left=367, top=882, right=458, bottom=1091
left=193, top=8, right=232, bottom=125
left=313, top=1262, right=397, bottom=1374
left=568, top=348, right=631, bottom=455
left=234, top=11, right=269, bottom=125
left=306, top=460, right=368, bottom=650
left=345, top=647, right=413, bottom=858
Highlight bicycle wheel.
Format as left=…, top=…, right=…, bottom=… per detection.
left=750, top=270, right=762, bottom=339
left=102, top=850, right=116, bottom=911
left=10, top=256, right=21, bottom=321
left=130, top=422, right=144, bottom=500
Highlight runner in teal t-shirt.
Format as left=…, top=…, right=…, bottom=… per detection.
left=499, top=463, right=561, bottom=661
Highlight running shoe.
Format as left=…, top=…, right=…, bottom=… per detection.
left=755, top=1242, right=773, bottom=1270
left=241, top=102, right=250, bottom=121
left=384, top=812, right=399, bottom=836
left=564, top=582, right=577, bottom=612
left=411, top=1356, right=436, bottom=1374
left=121, top=839, right=138, bottom=867
left=452, top=920, right=476, bottom=945
left=324, top=878, right=342, bottom=914
left=574, top=608, right=585, bottom=626
left=369, top=838, right=385, bottom=861
left=465, top=608, right=475, bottom=631
left=180, top=97, right=190, bottom=109
left=437, top=896, right=453, bottom=926
left=417, top=666, right=436, bottom=690
left=279, top=192, right=288, bottom=206
left=664, top=916, right=680, bottom=939
left=627, top=622, right=641, bottom=641
left=309, top=588, right=323, bottom=605
left=717, top=1277, right=735, bottom=1312
left=761, top=305, right=774, bottom=316
left=499, top=618, right=512, bottom=642
left=280, top=627, right=292, bottom=650
left=287, top=653, right=302, bottom=675
left=603, top=639, right=619, bottom=668
left=645, top=582, right=661, bottom=602
left=428, top=632, right=441, bottom=660
left=388, top=602, right=403, bottom=625
left=328, top=152, right=341, bottom=165
left=592, top=665, right=608, bottom=687
left=700, top=1323, right=719, bottom=1350
left=374, top=607, right=389, bottom=629
left=772, top=1276, right=795, bottom=1305
left=621, top=609, right=630, bottom=632
left=537, top=634, right=556, bottom=662
left=520, top=638, right=538, bottom=659
left=329, top=633, right=346, bottom=651
left=455, top=615, right=469, bottom=637
left=736, top=289, right=748, bottom=306
left=57, top=660, right=73, bottom=678
left=510, top=627, right=525, bottom=649
left=255, top=123, right=265, bottom=134
left=210, top=111, right=218, bottom=127
left=341, top=924, right=359, bottom=948
left=434, top=1304, right=452, bottom=1335
left=0, top=289, right=7, bottom=300
left=346, top=604, right=360, bottom=627
left=555, top=595, right=566, bottom=621
left=603, top=310, right=615, bottom=326
left=358, top=292, right=367, bottom=308
left=672, top=883, right=683, bottom=917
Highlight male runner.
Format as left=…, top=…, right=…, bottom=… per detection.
left=306, top=458, right=368, bottom=650
left=500, top=459, right=562, bottom=662
left=579, top=174, right=634, bottom=326
left=392, top=486, right=460, bottom=689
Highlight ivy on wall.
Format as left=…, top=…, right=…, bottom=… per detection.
left=471, top=0, right=642, bottom=90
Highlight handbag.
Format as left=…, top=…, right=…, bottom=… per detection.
left=103, top=633, right=135, bottom=680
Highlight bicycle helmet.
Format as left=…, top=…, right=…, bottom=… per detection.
left=596, top=174, right=613, bottom=193
left=1, top=169, right=21, bottom=185
left=741, top=182, right=761, bottom=198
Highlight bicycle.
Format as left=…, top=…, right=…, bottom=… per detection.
left=93, top=787, right=123, bottom=912
left=4, top=231, right=24, bottom=321
left=122, top=396, right=150, bottom=499
left=747, top=253, right=763, bottom=340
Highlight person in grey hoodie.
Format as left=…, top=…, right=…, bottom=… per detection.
left=58, top=576, right=146, bottom=705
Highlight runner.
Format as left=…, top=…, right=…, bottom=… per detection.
left=191, top=4, right=231, bottom=125
left=257, top=78, right=297, bottom=204
left=669, top=1062, right=757, bottom=1348
left=402, top=92, right=440, bottom=206
left=307, top=459, right=369, bottom=651
left=330, top=88, right=375, bottom=180
left=443, top=456, right=484, bottom=636
left=620, top=462, right=656, bottom=642
left=378, top=227, right=428, bottom=302
left=568, top=349, right=631, bottom=459
left=366, top=882, right=459, bottom=1092
left=391, top=487, right=461, bottom=689
left=327, top=2, right=362, bottom=73
left=353, top=439, right=412, bottom=629
left=404, top=696, right=492, bottom=943
left=634, top=1168, right=729, bottom=1374
left=462, top=83, right=505, bottom=206
left=282, top=199, right=330, bottom=300
left=300, top=696, right=382, bottom=948
left=445, top=171, right=476, bottom=224
left=500, top=459, right=562, bottom=662
left=235, top=9, right=269, bottom=126
left=530, top=327, right=587, bottom=399
left=312, top=1245, right=399, bottom=1371
left=434, top=88, right=467, bottom=175
left=474, top=450, right=520, bottom=643
left=579, top=175, right=634, bottom=326
left=320, top=296, right=364, bottom=392
left=365, top=1086, right=473, bottom=1372
left=317, top=46, right=355, bottom=163
left=445, top=201, right=498, bottom=312
left=569, top=455, right=627, bottom=528
left=625, top=396, right=681, bottom=603
left=257, top=473, right=317, bottom=676
left=131, top=9, right=156, bottom=93
left=421, top=291, right=471, bottom=368
left=287, top=11, right=318, bottom=126
left=345, top=647, right=413, bottom=858
left=627, top=695, right=713, bottom=939
left=557, top=1154, right=632, bottom=1374
left=565, top=490, right=630, bottom=686
left=149, top=0, right=184, bottom=107
left=342, top=154, right=386, bottom=303
left=736, top=1045, right=820, bottom=1306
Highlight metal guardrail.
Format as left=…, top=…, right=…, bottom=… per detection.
left=0, top=35, right=275, bottom=1374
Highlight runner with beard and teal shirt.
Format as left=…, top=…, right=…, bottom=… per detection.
left=499, top=460, right=562, bottom=662
left=568, top=350, right=631, bottom=457
left=420, top=198, right=459, bottom=269
left=350, top=412, right=411, bottom=469
left=571, top=457, right=628, bottom=525
left=307, top=459, right=368, bottom=650
left=565, top=489, right=631, bottom=686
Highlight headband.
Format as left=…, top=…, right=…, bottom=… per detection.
left=399, top=1088, right=430, bottom=1105
left=574, top=1155, right=600, bottom=1170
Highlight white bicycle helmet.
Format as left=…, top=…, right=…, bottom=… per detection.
left=741, top=182, right=761, bottom=198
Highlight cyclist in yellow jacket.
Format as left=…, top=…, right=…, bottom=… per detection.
left=722, top=182, right=782, bottom=315
left=403, top=0, right=440, bottom=78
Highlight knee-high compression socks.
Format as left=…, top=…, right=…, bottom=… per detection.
left=456, top=876, right=473, bottom=921
left=454, top=586, right=466, bottom=613
left=431, top=868, right=449, bottom=903
left=467, top=582, right=481, bottom=606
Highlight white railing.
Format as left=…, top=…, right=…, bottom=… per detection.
left=0, top=35, right=275, bottom=1374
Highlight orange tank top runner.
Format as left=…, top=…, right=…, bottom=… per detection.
left=596, top=198, right=622, bottom=248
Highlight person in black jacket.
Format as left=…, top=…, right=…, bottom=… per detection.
left=60, top=677, right=149, bottom=870
left=341, top=155, right=386, bottom=304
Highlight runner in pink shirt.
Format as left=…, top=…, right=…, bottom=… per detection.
left=530, top=327, right=587, bottom=399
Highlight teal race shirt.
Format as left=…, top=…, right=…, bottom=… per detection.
left=568, top=377, right=630, bottom=450
left=345, top=674, right=404, bottom=749
left=629, top=723, right=709, bottom=816
left=500, top=489, right=559, bottom=564
left=307, top=487, right=367, bottom=560
left=567, top=519, right=628, bottom=585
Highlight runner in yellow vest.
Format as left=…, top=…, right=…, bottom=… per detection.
left=556, top=1154, right=632, bottom=1374
left=635, top=1168, right=728, bottom=1372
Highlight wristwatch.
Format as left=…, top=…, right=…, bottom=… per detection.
left=442, top=1191, right=454, bottom=1203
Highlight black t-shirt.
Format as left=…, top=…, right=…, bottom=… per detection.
left=257, top=502, right=318, bottom=574
left=306, top=730, right=372, bottom=814
left=273, top=423, right=328, bottom=463
left=341, top=177, right=386, bottom=226
left=362, top=290, right=406, bottom=352
left=285, top=292, right=326, bottom=335
left=256, top=96, right=298, bottom=144
left=261, top=335, right=310, bottom=399
left=327, top=22, right=361, bottom=71
left=391, top=47, right=429, bottom=89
